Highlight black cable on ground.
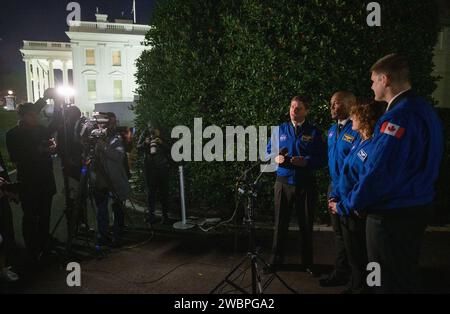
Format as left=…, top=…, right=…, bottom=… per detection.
left=83, top=261, right=229, bottom=286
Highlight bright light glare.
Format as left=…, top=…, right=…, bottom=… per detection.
left=7, top=90, right=13, bottom=95
left=57, top=86, right=75, bottom=97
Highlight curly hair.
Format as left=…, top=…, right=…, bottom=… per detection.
left=350, top=99, right=386, bottom=138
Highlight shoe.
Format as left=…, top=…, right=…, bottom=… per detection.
left=319, top=274, right=349, bottom=287
left=0, top=267, right=20, bottom=282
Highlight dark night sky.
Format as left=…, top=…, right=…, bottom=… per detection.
left=0, top=0, right=156, bottom=101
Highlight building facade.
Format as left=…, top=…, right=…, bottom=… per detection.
left=20, top=13, right=151, bottom=116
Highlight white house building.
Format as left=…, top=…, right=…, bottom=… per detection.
left=20, top=13, right=151, bottom=118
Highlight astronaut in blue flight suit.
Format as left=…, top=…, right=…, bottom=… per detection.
left=266, top=96, right=327, bottom=274
left=319, top=91, right=360, bottom=288
left=332, top=100, right=385, bottom=294
left=330, top=54, right=444, bottom=293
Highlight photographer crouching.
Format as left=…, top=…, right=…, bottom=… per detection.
left=137, top=122, right=171, bottom=225
left=89, top=113, right=131, bottom=248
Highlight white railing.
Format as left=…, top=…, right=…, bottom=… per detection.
left=68, top=21, right=151, bottom=34
left=23, top=41, right=72, bottom=50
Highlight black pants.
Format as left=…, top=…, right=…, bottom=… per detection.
left=366, top=205, right=432, bottom=293
left=144, top=165, right=169, bottom=217
left=340, top=214, right=367, bottom=291
left=271, top=181, right=316, bottom=267
left=20, top=192, right=53, bottom=258
left=328, top=184, right=350, bottom=278
left=94, top=189, right=124, bottom=244
left=0, top=197, right=15, bottom=264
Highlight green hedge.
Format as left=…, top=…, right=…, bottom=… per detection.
left=135, top=0, right=441, bottom=223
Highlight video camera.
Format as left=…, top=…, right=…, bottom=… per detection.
left=79, top=112, right=131, bottom=157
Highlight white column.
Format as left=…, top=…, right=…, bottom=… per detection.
left=43, top=66, right=49, bottom=91
left=62, top=61, right=69, bottom=86
left=48, top=59, right=55, bottom=88
left=32, top=60, right=39, bottom=102
left=38, top=63, right=44, bottom=98
left=24, top=60, right=33, bottom=102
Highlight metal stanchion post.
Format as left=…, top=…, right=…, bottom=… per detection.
left=173, top=165, right=194, bottom=230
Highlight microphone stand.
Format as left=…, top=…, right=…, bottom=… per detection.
left=210, top=162, right=298, bottom=294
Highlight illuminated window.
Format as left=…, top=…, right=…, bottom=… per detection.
left=87, top=79, right=97, bottom=100
left=86, top=49, right=95, bottom=65
left=113, top=80, right=122, bottom=100
left=112, top=50, right=122, bottom=66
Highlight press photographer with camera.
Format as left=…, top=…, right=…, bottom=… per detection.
left=137, top=121, right=172, bottom=225
left=89, top=112, right=131, bottom=248
left=0, top=151, right=19, bottom=282
left=5, top=92, right=58, bottom=264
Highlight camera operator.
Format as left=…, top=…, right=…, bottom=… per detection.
left=55, top=105, right=86, bottom=252
left=90, top=112, right=131, bottom=247
left=137, top=122, right=171, bottom=225
left=0, top=151, right=19, bottom=282
left=6, top=96, right=57, bottom=264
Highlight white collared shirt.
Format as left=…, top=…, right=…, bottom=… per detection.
left=386, top=88, right=411, bottom=112
left=292, top=120, right=306, bottom=128
left=338, top=119, right=349, bottom=128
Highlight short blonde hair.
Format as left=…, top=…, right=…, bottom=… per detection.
left=370, top=54, right=410, bottom=84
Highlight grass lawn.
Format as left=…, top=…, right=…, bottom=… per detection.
left=0, top=108, right=18, bottom=170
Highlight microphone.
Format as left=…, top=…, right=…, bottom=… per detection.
left=279, top=147, right=288, bottom=156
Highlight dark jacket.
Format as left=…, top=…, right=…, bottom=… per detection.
left=6, top=123, right=56, bottom=197
left=137, top=129, right=171, bottom=169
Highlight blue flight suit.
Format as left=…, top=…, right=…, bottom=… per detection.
left=267, top=121, right=327, bottom=267
left=325, top=120, right=359, bottom=281
left=340, top=90, right=444, bottom=293
left=335, top=137, right=373, bottom=292
left=328, top=121, right=360, bottom=200
left=336, top=138, right=374, bottom=216
left=337, top=92, right=443, bottom=213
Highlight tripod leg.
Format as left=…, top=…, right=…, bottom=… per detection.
left=251, top=255, right=257, bottom=294
left=255, top=255, right=299, bottom=294
left=210, top=256, right=249, bottom=294
left=250, top=255, right=265, bottom=294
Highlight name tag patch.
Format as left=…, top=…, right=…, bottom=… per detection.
left=357, top=149, right=368, bottom=162
left=342, top=134, right=355, bottom=143
left=302, top=135, right=313, bottom=142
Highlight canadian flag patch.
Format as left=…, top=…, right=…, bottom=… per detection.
left=381, top=121, right=405, bottom=139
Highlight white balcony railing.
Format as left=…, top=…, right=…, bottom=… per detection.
left=23, top=41, right=72, bottom=50
left=68, top=20, right=151, bottom=35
